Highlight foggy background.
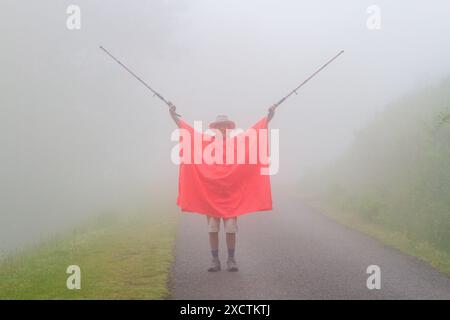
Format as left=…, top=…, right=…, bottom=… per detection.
left=1, top=0, right=450, bottom=253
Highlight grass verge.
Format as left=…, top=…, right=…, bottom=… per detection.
left=0, top=209, right=177, bottom=299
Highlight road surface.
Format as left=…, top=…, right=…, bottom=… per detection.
left=170, top=194, right=450, bottom=299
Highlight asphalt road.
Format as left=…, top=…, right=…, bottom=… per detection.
left=170, top=195, right=450, bottom=299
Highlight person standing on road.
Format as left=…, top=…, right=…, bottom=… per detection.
left=169, top=103, right=276, bottom=272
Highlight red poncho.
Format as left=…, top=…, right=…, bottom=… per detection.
left=176, top=117, right=272, bottom=218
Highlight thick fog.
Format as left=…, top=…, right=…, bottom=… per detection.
left=1, top=0, right=450, bottom=253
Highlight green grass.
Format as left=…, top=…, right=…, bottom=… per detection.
left=0, top=209, right=177, bottom=299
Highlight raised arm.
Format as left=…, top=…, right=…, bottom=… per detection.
left=168, top=102, right=181, bottom=127
left=267, top=104, right=277, bottom=122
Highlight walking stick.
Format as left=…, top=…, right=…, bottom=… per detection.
left=99, top=46, right=180, bottom=116
left=273, top=50, right=344, bottom=109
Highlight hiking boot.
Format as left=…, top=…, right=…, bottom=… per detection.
left=226, top=258, right=239, bottom=272
left=208, top=258, right=221, bottom=272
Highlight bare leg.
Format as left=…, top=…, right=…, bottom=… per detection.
left=226, top=233, right=236, bottom=253
left=207, top=232, right=220, bottom=272
left=209, top=232, right=219, bottom=251
left=225, top=233, right=238, bottom=271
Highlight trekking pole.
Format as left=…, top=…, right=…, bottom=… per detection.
left=99, top=46, right=180, bottom=116
left=273, top=50, right=344, bottom=109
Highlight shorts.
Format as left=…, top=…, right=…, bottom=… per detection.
left=206, top=216, right=238, bottom=233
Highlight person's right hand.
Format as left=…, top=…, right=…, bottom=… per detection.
left=168, top=102, right=181, bottom=127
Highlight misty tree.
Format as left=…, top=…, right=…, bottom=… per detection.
left=436, top=107, right=450, bottom=127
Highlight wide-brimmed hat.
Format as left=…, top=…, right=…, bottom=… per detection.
left=209, top=115, right=236, bottom=129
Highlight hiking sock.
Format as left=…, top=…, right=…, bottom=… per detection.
left=227, top=248, right=235, bottom=259
left=211, top=249, right=219, bottom=258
